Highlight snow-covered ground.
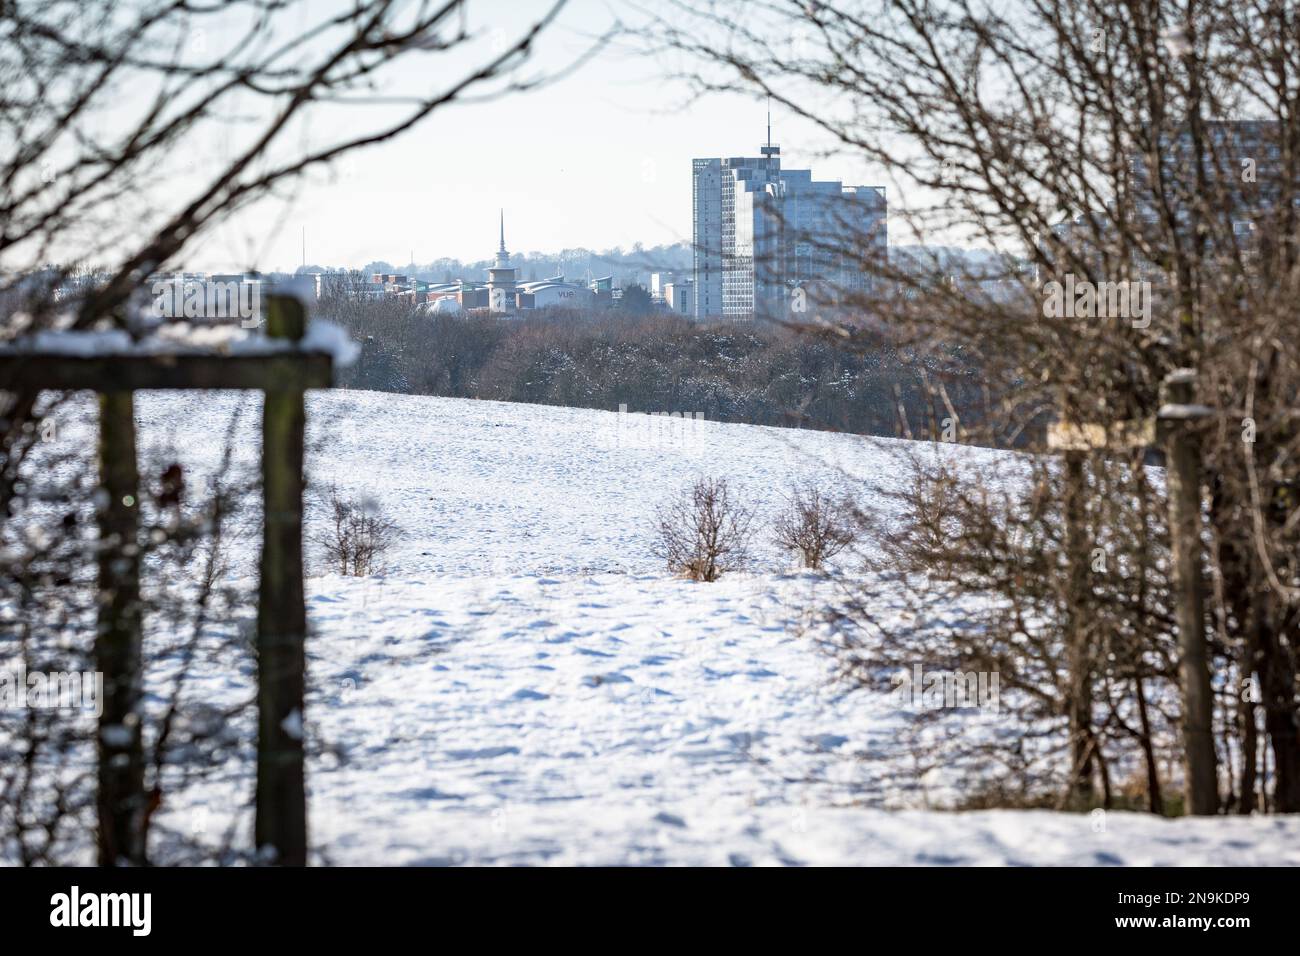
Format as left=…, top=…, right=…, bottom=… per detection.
left=43, top=391, right=1300, bottom=864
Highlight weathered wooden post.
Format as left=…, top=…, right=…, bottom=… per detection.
left=1061, top=449, right=1095, bottom=805
left=255, top=292, right=309, bottom=864
left=1049, top=414, right=1162, bottom=810
left=95, top=390, right=147, bottom=865
left=1159, top=368, right=1218, bottom=815
left=1, top=298, right=340, bottom=866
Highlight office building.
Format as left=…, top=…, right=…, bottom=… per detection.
left=692, top=126, right=887, bottom=319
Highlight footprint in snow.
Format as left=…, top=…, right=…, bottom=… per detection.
left=582, top=673, right=633, bottom=687
left=509, top=688, right=549, bottom=701
left=444, top=746, right=520, bottom=760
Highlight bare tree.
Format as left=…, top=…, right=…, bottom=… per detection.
left=646, top=0, right=1300, bottom=814
left=0, top=1, right=598, bottom=864
left=314, top=483, right=399, bottom=577
left=2, top=0, right=599, bottom=512
left=773, top=482, right=857, bottom=570
left=656, top=476, right=755, bottom=582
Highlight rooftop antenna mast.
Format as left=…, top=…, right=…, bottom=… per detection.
left=761, top=96, right=780, bottom=159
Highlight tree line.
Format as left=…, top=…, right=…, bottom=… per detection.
left=321, top=296, right=1006, bottom=441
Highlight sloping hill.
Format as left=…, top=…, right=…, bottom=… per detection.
left=137, top=389, right=976, bottom=575
left=35, top=391, right=1300, bottom=864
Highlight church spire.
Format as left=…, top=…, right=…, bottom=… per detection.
left=493, top=209, right=511, bottom=272
left=489, top=208, right=516, bottom=313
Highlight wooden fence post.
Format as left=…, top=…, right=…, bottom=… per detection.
left=1062, top=450, right=1096, bottom=805
left=255, top=293, right=309, bottom=864
left=1161, top=369, right=1218, bottom=815
left=95, top=389, right=146, bottom=865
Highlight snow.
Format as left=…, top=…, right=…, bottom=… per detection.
left=297, top=317, right=360, bottom=366
left=100, top=725, right=135, bottom=748
left=0, top=317, right=358, bottom=364
left=18, top=328, right=134, bottom=356
left=1157, top=403, right=1214, bottom=420
left=281, top=708, right=304, bottom=741
left=28, top=390, right=1300, bottom=864
left=272, top=275, right=317, bottom=309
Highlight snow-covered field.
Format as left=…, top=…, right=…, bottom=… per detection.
left=52, top=392, right=1300, bottom=864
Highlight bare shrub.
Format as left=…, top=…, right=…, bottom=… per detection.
left=650, top=0, right=1300, bottom=817
left=315, top=484, right=399, bottom=577
left=656, top=476, right=754, bottom=582
left=773, top=483, right=859, bottom=570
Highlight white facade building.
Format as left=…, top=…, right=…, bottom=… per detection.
left=517, top=278, right=596, bottom=309
left=664, top=279, right=694, bottom=316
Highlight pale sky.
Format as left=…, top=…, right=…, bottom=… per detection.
left=181, top=0, right=887, bottom=272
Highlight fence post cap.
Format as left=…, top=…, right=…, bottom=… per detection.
left=261, top=286, right=309, bottom=343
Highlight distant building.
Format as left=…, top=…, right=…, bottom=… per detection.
left=650, top=272, right=675, bottom=299
left=336, top=213, right=625, bottom=316
left=427, top=295, right=463, bottom=315
left=487, top=211, right=517, bottom=313
left=1130, top=120, right=1288, bottom=248
left=409, top=214, right=606, bottom=315
left=1037, top=120, right=1287, bottom=285
left=692, top=128, right=887, bottom=320
left=664, top=278, right=694, bottom=316
left=517, top=277, right=596, bottom=309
